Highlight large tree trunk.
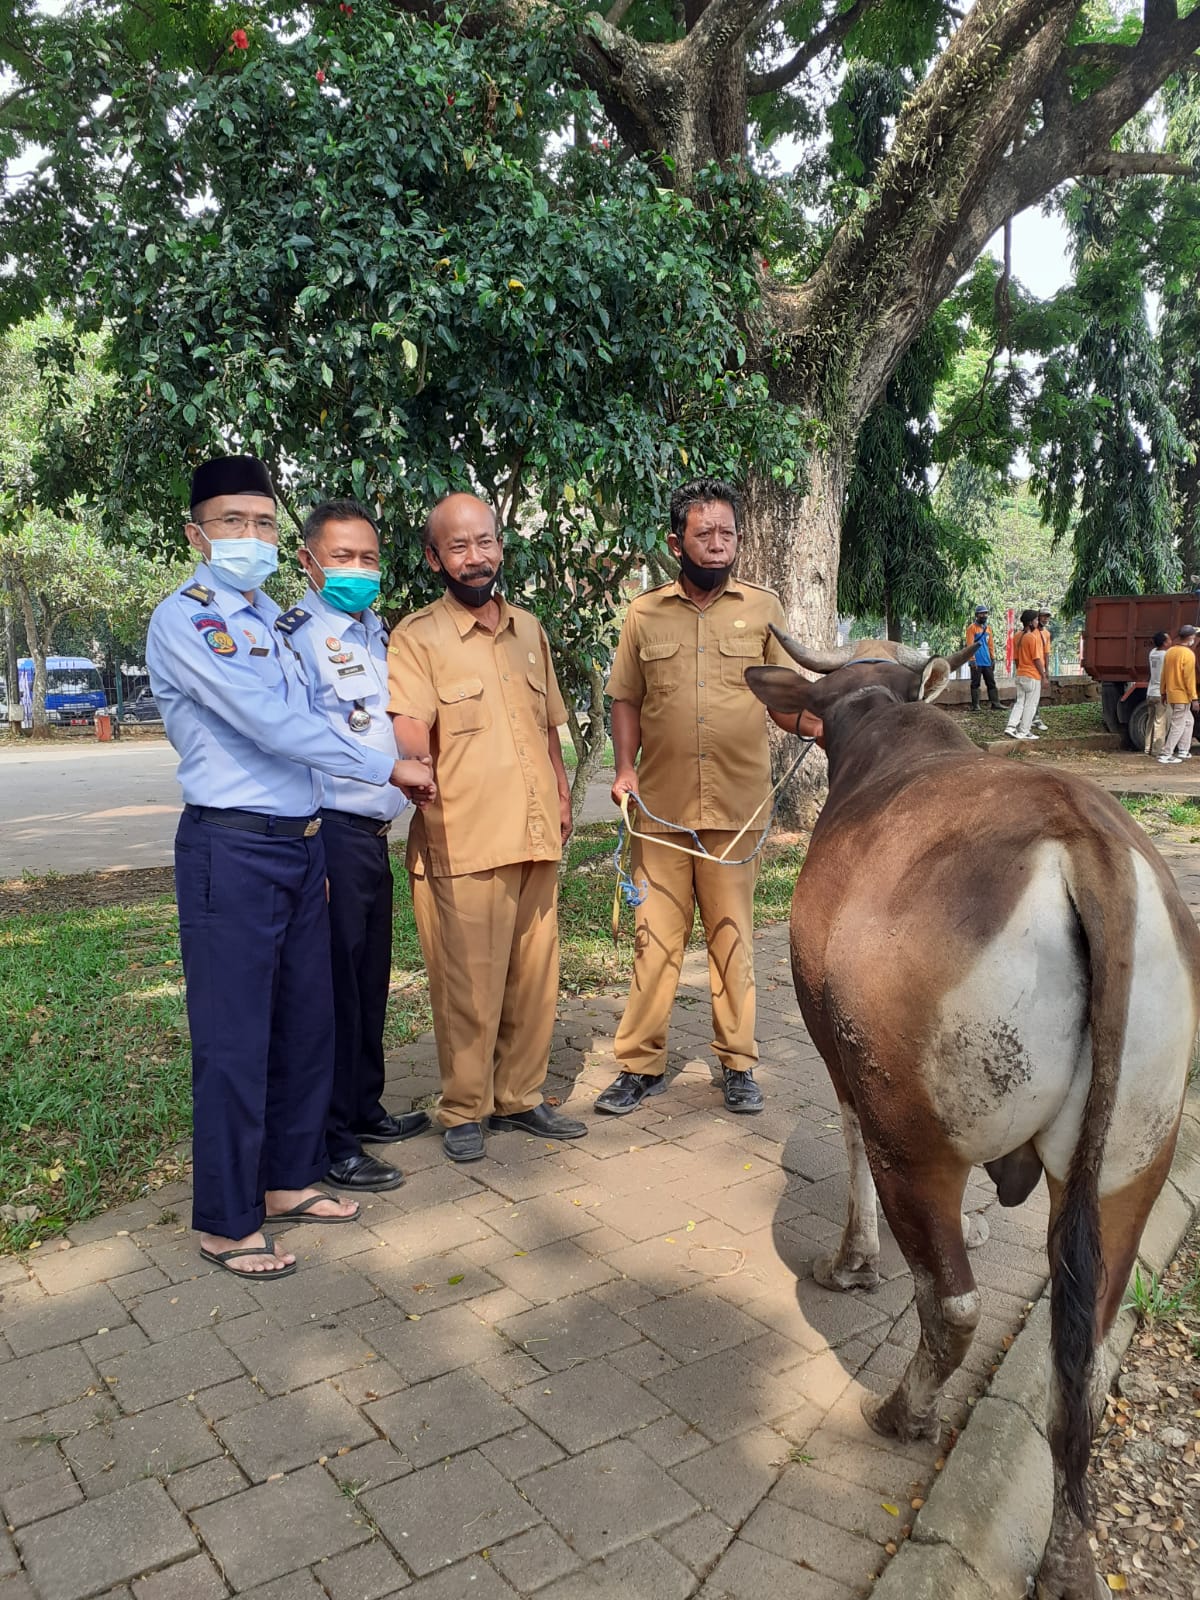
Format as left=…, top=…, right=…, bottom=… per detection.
left=741, top=449, right=846, bottom=827
left=2, top=588, right=22, bottom=737
left=15, top=581, right=50, bottom=736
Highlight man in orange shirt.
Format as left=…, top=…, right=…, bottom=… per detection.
left=1158, top=624, right=1198, bottom=764
left=1004, top=609, right=1048, bottom=740
left=1031, top=609, right=1053, bottom=731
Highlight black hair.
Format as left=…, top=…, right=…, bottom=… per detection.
left=1153, top=631, right=1170, bottom=648
left=1019, top=608, right=1038, bottom=628
left=669, top=477, right=742, bottom=540
left=303, top=498, right=379, bottom=548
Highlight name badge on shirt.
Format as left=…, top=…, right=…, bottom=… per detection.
left=337, top=663, right=367, bottom=678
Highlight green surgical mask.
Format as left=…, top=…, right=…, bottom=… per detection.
left=315, top=565, right=382, bottom=615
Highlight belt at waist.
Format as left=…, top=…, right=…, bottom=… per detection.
left=184, top=805, right=322, bottom=838
left=319, top=807, right=392, bottom=837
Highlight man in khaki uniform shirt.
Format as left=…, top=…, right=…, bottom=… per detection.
left=388, top=493, right=588, bottom=1163
left=596, top=477, right=799, bottom=1119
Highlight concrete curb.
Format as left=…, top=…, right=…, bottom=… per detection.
left=871, top=1086, right=1200, bottom=1600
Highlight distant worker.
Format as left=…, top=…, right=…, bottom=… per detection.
left=1145, top=630, right=1171, bottom=758
left=1032, top=608, right=1053, bottom=731
left=964, top=605, right=1004, bottom=712
left=1004, top=610, right=1048, bottom=740
left=1158, top=625, right=1198, bottom=765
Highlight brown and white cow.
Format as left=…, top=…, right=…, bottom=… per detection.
left=746, top=631, right=1199, bottom=1600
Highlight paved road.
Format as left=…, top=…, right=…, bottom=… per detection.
left=0, top=738, right=620, bottom=878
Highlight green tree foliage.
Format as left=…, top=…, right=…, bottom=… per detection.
left=1029, top=178, right=1183, bottom=613
left=1159, top=79, right=1200, bottom=582
left=840, top=308, right=989, bottom=638
left=1, top=0, right=803, bottom=785
left=0, top=319, right=190, bottom=731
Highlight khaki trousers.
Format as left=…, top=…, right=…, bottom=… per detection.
left=1163, top=703, right=1195, bottom=759
left=1144, top=696, right=1169, bottom=755
left=410, top=858, right=559, bottom=1125
left=614, top=830, right=759, bottom=1078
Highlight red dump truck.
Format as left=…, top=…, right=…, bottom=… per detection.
left=1082, top=591, right=1200, bottom=747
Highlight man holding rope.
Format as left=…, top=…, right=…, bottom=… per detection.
left=596, top=477, right=802, bottom=1118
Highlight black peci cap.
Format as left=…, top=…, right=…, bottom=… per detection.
left=190, top=455, right=276, bottom=511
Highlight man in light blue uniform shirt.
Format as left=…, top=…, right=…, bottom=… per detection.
left=289, top=498, right=431, bottom=1192
left=147, top=456, right=435, bottom=1281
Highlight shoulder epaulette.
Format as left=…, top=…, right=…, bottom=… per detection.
left=392, top=601, right=442, bottom=633
left=275, top=607, right=313, bottom=636
left=180, top=582, right=215, bottom=604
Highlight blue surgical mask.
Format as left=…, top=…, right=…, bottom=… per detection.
left=203, top=535, right=278, bottom=591
left=315, top=565, right=382, bottom=615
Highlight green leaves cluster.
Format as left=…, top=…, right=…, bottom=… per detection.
left=2, top=0, right=804, bottom=723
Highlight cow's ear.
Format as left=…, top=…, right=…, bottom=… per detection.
left=745, top=665, right=814, bottom=715
left=914, top=658, right=952, bottom=703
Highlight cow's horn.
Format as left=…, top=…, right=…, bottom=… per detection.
left=894, top=644, right=930, bottom=669
left=768, top=625, right=859, bottom=673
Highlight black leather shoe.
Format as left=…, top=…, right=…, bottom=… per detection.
left=722, top=1067, right=764, bottom=1113
left=443, top=1122, right=485, bottom=1163
left=355, top=1111, right=431, bottom=1144
left=593, top=1071, right=668, bottom=1116
left=325, top=1152, right=405, bottom=1191
left=488, top=1103, right=588, bottom=1140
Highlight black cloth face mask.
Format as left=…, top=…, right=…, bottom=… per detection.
left=678, top=548, right=733, bottom=591
left=442, top=570, right=499, bottom=608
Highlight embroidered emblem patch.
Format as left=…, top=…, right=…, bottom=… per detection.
left=205, top=630, right=238, bottom=656
left=191, top=612, right=225, bottom=633
left=328, top=652, right=352, bottom=664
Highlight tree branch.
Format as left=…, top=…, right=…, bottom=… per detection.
left=679, top=0, right=775, bottom=74
left=1080, top=149, right=1198, bottom=177
left=746, top=0, right=878, bottom=94
left=604, top=0, right=637, bottom=22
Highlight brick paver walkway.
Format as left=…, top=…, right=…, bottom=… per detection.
left=0, top=928, right=1055, bottom=1600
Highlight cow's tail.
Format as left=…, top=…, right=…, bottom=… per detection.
left=1053, top=854, right=1132, bottom=1525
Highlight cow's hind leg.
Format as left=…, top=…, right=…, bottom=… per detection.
left=813, top=1099, right=881, bottom=1291
left=1035, top=1143, right=1178, bottom=1600
left=861, top=1156, right=980, bottom=1443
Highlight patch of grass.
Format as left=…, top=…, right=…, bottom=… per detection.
left=955, top=699, right=1105, bottom=749
left=1117, top=794, right=1200, bottom=836
left=0, top=900, right=192, bottom=1254
left=1122, top=1265, right=1185, bottom=1326
left=3, top=824, right=806, bottom=1253
left=559, top=737, right=614, bottom=773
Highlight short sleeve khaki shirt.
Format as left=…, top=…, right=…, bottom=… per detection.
left=605, top=578, right=791, bottom=833
left=387, top=592, right=568, bottom=876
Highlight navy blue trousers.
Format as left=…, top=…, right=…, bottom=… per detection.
left=174, top=812, right=334, bottom=1238
left=321, top=815, right=394, bottom=1163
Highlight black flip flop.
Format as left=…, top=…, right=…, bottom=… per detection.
left=265, top=1193, right=361, bottom=1225
left=199, top=1238, right=297, bottom=1280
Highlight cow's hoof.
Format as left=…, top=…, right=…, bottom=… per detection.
left=962, top=1211, right=990, bottom=1250
left=861, top=1390, right=938, bottom=1442
left=813, top=1253, right=880, bottom=1292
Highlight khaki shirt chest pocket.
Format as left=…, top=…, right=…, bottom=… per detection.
left=719, top=633, right=762, bottom=688
left=437, top=676, right=490, bottom=736
left=526, top=669, right=548, bottom=734
left=638, top=638, right=683, bottom=693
